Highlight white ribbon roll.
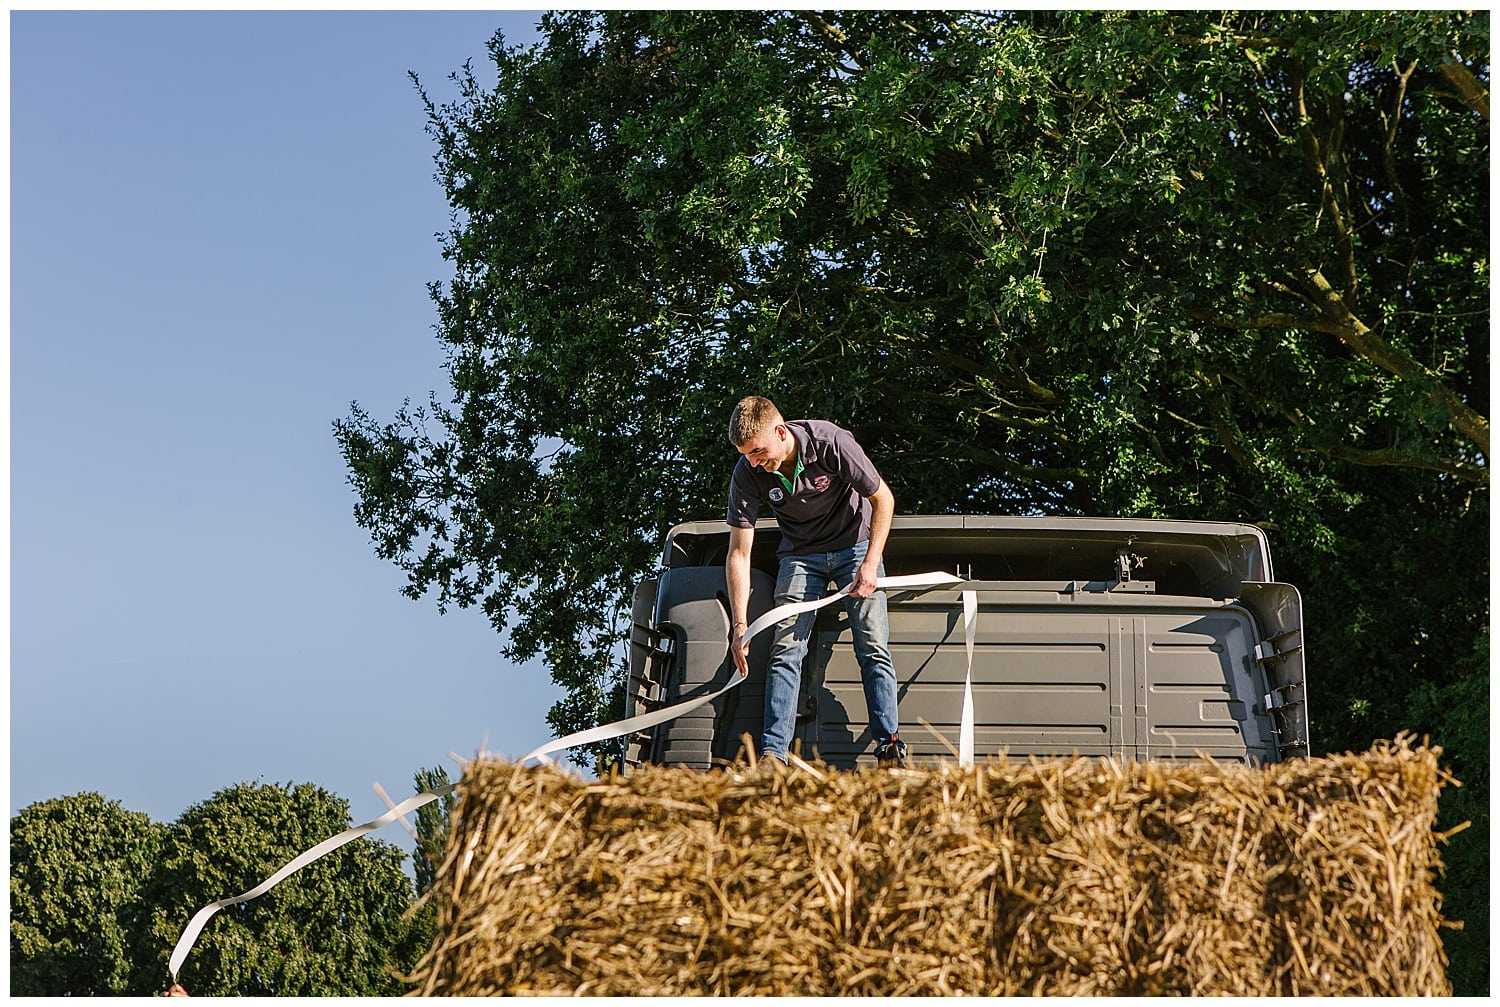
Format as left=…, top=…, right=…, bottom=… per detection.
left=168, top=569, right=964, bottom=979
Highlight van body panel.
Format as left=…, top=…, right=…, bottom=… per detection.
left=625, top=516, right=1307, bottom=771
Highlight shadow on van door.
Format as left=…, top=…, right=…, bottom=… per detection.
left=807, top=608, right=953, bottom=769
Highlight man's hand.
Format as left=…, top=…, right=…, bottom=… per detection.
left=731, top=621, right=750, bottom=676
left=849, top=559, right=880, bottom=598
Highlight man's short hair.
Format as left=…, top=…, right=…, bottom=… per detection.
left=729, top=396, right=782, bottom=446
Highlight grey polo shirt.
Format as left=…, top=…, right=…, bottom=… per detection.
left=725, top=419, right=882, bottom=556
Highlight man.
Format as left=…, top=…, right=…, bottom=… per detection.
left=724, top=395, right=907, bottom=767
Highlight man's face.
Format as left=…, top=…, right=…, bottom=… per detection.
left=738, top=424, right=792, bottom=472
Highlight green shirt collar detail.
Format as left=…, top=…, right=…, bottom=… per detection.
left=772, top=450, right=804, bottom=496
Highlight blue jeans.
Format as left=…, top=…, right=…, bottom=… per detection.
left=761, top=541, right=899, bottom=760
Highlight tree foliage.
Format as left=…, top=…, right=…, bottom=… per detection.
left=336, top=11, right=1486, bottom=987
left=1407, top=633, right=1490, bottom=994
left=132, top=781, right=424, bottom=996
left=337, top=8, right=1487, bottom=732
left=403, top=765, right=456, bottom=958
left=10, top=793, right=166, bottom=995
left=12, top=783, right=427, bottom=996
left=411, top=765, right=454, bottom=898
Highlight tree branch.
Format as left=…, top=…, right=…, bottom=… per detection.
left=1196, top=370, right=1255, bottom=470
left=1296, top=263, right=1490, bottom=459
left=1302, top=443, right=1488, bottom=483
left=1188, top=270, right=1490, bottom=465
left=1292, top=61, right=1359, bottom=303
left=797, top=11, right=865, bottom=72
left=1184, top=305, right=1346, bottom=337
left=976, top=405, right=1072, bottom=442
left=1439, top=58, right=1490, bottom=120
left=1378, top=59, right=1417, bottom=217
left=904, top=344, right=1068, bottom=409
left=955, top=442, right=1088, bottom=483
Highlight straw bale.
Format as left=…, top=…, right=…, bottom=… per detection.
left=411, top=736, right=1455, bottom=996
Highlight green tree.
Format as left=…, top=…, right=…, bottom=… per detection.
left=338, top=8, right=1485, bottom=738
left=403, top=765, right=455, bottom=959
left=336, top=10, right=1486, bottom=986
left=1408, top=634, right=1490, bottom=994
left=136, top=781, right=424, bottom=996
left=10, top=793, right=166, bottom=995
left=411, top=765, right=454, bottom=898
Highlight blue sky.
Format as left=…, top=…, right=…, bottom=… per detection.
left=8, top=10, right=579, bottom=829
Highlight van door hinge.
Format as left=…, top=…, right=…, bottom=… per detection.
left=1262, top=682, right=1304, bottom=712
left=1254, top=630, right=1301, bottom=664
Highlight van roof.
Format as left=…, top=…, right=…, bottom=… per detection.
left=662, top=514, right=1275, bottom=590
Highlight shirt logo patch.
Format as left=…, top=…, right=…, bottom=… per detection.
left=768, top=487, right=786, bottom=504
left=810, top=475, right=831, bottom=493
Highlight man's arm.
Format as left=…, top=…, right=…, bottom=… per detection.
left=849, top=478, right=894, bottom=598
left=726, top=525, right=755, bottom=675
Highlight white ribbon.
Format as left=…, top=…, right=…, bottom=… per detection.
left=168, top=569, right=963, bottom=979
left=167, top=782, right=458, bottom=979
left=518, top=570, right=962, bottom=764
left=960, top=589, right=976, bottom=768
